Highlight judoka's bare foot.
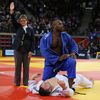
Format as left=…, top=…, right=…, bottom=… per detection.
left=89, top=78, right=94, bottom=87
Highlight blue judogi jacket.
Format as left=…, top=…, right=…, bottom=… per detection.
left=40, top=32, right=78, bottom=65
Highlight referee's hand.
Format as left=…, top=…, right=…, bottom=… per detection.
left=10, top=2, right=15, bottom=14
left=28, top=51, right=33, bottom=58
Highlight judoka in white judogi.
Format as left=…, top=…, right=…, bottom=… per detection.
left=28, top=74, right=93, bottom=97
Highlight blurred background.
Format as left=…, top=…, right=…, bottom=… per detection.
left=0, top=0, right=100, bottom=59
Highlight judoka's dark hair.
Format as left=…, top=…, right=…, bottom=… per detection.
left=39, top=86, right=51, bottom=96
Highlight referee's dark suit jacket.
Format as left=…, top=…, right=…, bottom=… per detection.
left=13, top=27, right=34, bottom=52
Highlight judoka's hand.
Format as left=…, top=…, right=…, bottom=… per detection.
left=31, top=73, right=41, bottom=80
left=57, top=80, right=67, bottom=90
left=70, top=52, right=77, bottom=59
left=59, top=54, right=70, bottom=61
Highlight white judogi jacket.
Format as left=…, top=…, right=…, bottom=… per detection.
left=28, top=74, right=93, bottom=97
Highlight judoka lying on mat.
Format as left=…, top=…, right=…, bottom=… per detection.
left=28, top=73, right=94, bottom=97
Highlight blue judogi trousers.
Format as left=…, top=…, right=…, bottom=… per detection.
left=42, top=57, right=76, bottom=81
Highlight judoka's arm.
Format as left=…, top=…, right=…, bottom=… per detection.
left=67, top=34, right=78, bottom=57
left=57, top=80, right=75, bottom=97
left=60, top=88, right=75, bottom=97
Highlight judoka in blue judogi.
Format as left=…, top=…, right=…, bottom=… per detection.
left=40, top=19, right=78, bottom=88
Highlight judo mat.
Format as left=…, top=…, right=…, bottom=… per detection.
left=0, top=57, right=100, bottom=100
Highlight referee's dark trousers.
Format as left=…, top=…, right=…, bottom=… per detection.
left=14, top=50, right=30, bottom=86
